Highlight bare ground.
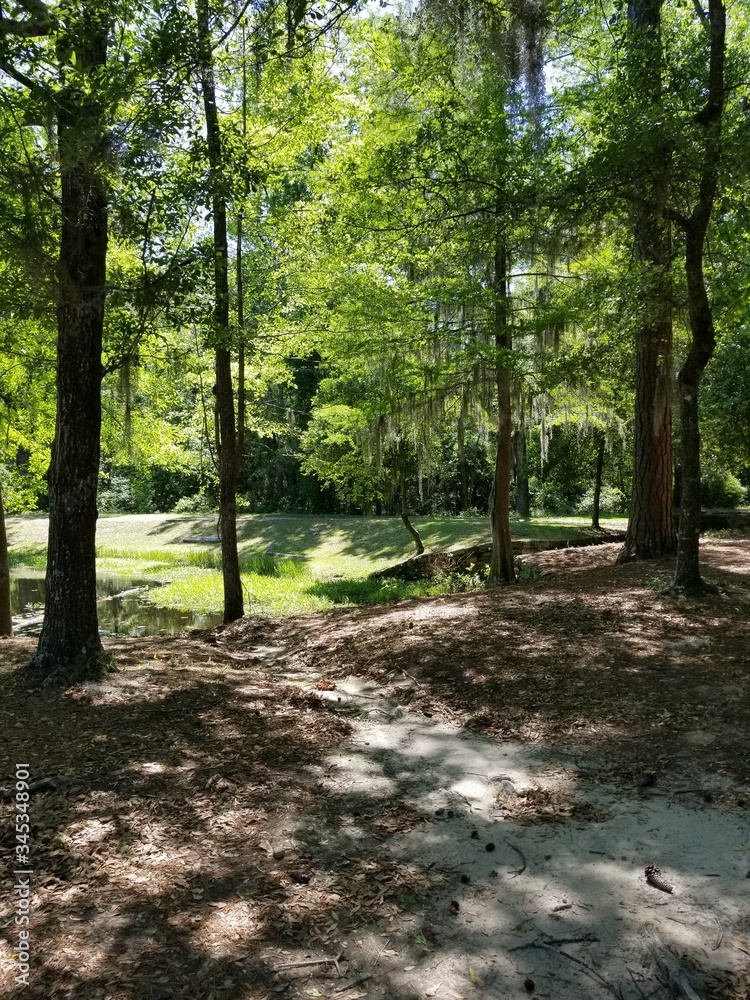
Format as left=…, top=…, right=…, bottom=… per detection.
left=1, top=538, right=749, bottom=999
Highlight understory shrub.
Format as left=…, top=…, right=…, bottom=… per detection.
left=172, top=492, right=216, bottom=514
left=700, top=467, right=746, bottom=509
left=574, top=485, right=628, bottom=517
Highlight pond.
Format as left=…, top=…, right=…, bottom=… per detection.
left=10, top=570, right=222, bottom=637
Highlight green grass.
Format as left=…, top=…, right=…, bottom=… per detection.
left=6, top=512, right=628, bottom=618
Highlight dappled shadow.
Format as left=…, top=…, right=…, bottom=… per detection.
left=226, top=540, right=750, bottom=788
left=1, top=539, right=749, bottom=998
left=0, top=644, right=353, bottom=998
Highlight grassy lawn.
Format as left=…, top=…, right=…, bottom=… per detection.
left=6, top=512, right=628, bottom=617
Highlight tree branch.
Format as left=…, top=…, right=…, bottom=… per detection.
left=0, top=57, right=45, bottom=93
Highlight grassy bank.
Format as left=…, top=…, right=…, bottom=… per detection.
left=6, top=512, right=627, bottom=617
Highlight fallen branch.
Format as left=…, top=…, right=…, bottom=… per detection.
left=97, top=586, right=149, bottom=603
left=506, top=841, right=527, bottom=877
left=276, top=949, right=345, bottom=977
left=0, top=777, right=58, bottom=801
left=509, top=933, right=598, bottom=952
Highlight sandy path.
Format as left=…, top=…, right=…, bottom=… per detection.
left=291, top=676, right=750, bottom=1000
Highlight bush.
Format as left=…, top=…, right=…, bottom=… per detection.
left=98, top=475, right=152, bottom=514
left=574, top=485, right=628, bottom=518
left=530, top=480, right=578, bottom=515
left=172, top=492, right=216, bottom=514
left=700, top=467, right=746, bottom=509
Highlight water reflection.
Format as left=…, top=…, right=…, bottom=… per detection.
left=10, top=571, right=222, bottom=637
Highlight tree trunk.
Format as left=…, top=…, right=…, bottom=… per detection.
left=457, top=396, right=469, bottom=512
left=513, top=422, right=530, bottom=517
left=31, top=24, right=108, bottom=681
left=399, top=440, right=424, bottom=554
left=673, top=0, right=725, bottom=592
left=489, top=246, right=515, bottom=585
left=236, top=211, right=246, bottom=480
left=592, top=430, right=605, bottom=530
left=0, top=482, right=12, bottom=637
left=198, top=0, right=243, bottom=623
left=619, top=0, right=677, bottom=563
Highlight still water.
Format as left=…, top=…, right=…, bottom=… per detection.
left=10, top=571, right=222, bottom=637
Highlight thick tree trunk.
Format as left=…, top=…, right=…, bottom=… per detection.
left=399, top=441, right=424, bottom=554
left=673, top=0, right=725, bottom=592
left=592, top=430, right=605, bottom=530
left=619, top=0, right=677, bottom=563
left=513, top=423, right=530, bottom=517
left=31, top=29, right=108, bottom=681
left=0, top=483, right=12, bottom=637
left=198, top=0, right=243, bottom=623
left=489, top=247, right=515, bottom=585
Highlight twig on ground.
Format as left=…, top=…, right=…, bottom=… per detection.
left=374, top=939, right=390, bottom=965
left=506, top=842, right=527, bottom=877
left=536, top=942, right=623, bottom=999
left=627, top=967, right=662, bottom=1000
left=711, top=916, right=723, bottom=952
left=508, top=934, right=599, bottom=952
left=276, top=950, right=346, bottom=976
left=647, top=930, right=705, bottom=1000
left=334, top=973, right=374, bottom=993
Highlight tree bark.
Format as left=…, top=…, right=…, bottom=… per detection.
left=673, top=0, right=725, bottom=591
left=513, top=422, right=530, bottom=517
left=489, top=246, right=515, bottom=585
left=198, top=0, right=243, bottom=623
left=31, top=19, right=108, bottom=681
left=399, top=440, right=424, bottom=554
left=592, top=430, right=605, bottom=530
left=457, top=398, right=469, bottom=513
left=236, top=212, right=246, bottom=481
left=619, top=0, right=677, bottom=563
left=0, top=482, right=12, bottom=637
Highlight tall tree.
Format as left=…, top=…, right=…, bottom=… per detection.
left=618, top=0, right=677, bottom=562
left=488, top=242, right=515, bottom=583
left=0, top=1, right=111, bottom=679
left=0, top=481, right=11, bottom=637
left=196, top=0, right=243, bottom=623
left=672, top=0, right=726, bottom=591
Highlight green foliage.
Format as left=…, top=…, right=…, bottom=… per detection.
left=300, top=405, right=386, bottom=511
left=1, top=0, right=748, bottom=547
left=172, top=492, right=216, bottom=514
left=700, top=466, right=746, bottom=509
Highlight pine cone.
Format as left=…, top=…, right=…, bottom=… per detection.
left=645, top=863, right=673, bottom=893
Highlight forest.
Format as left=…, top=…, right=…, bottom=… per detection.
left=0, top=0, right=748, bottom=678
left=1, top=1, right=750, bottom=995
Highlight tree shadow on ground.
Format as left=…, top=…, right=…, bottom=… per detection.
left=1, top=539, right=748, bottom=999
left=2, top=646, right=746, bottom=1000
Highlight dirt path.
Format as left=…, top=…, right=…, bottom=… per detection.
left=1, top=538, right=749, bottom=999
left=286, top=674, right=750, bottom=999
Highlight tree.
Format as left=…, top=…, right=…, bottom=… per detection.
left=672, top=0, right=726, bottom=591
left=0, top=480, right=10, bottom=637
left=0, top=1, right=112, bottom=679
left=196, top=0, right=243, bottom=623
left=618, top=0, right=677, bottom=562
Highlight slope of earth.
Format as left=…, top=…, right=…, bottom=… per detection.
left=0, top=538, right=749, bottom=1000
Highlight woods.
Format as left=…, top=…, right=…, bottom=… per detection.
left=0, top=0, right=749, bottom=678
